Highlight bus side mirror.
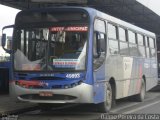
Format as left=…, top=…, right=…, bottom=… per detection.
left=93, top=31, right=101, bottom=58
left=2, top=25, right=14, bottom=54
left=2, top=33, right=7, bottom=47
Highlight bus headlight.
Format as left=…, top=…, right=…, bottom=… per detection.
left=63, top=80, right=83, bottom=89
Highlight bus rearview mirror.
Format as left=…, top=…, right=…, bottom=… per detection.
left=2, top=33, right=7, bottom=47
left=1, top=24, right=14, bottom=54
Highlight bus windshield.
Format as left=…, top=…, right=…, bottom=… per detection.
left=14, top=25, right=88, bottom=71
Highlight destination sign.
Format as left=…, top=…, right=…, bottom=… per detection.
left=50, top=26, right=88, bottom=32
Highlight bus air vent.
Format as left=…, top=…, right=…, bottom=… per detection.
left=20, top=94, right=77, bottom=101
left=30, top=77, right=64, bottom=80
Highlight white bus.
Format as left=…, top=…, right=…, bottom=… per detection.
left=2, top=7, right=158, bottom=112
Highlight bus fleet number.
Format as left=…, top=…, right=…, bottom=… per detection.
left=66, top=74, right=80, bottom=78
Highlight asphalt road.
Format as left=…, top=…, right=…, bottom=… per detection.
left=15, top=86, right=160, bottom=120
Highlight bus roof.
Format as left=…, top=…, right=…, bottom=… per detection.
left=84, top=7, right=156, bottom=38
left=17, top=6, right=155, bottom=38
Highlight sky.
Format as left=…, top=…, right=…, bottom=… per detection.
left=0, top=5, right=20, bottom=35
left=0, top=5, right=20, bottom=56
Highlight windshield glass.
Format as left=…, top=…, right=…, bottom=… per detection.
left=13, top=9, right=90, bottom=72
left=14, top=25, right=88, bottom=71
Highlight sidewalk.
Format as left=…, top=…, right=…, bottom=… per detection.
left=0, top=95, right=37, bottom=115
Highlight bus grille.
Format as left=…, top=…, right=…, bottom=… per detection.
left=30, top=77, right=64, bottom=80
left=20, top=94, right=77, bottom=101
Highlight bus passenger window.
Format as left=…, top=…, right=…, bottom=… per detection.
left=137, top=34, right=145, bottom=57
left=108, top=24, right=117, bottom=40
left=149, top=38, right=155, bottom=48
left=128, top=30, right=139, bottom=56
left=119, top=27, right=126, bottom=41
left=145, top=37, right=149, bottom=47
left=128, top=31, right=136, bottom=43
left=129, top=44, right=138, bottom=56
left=137, top=34, right=144, bottom=45
left=109, top=40, right=119, bottom=54
left=120, top=42, right=129, bottom=55
left=146, top=47, right=150, bottom=58
left=149, top=38, right=156, bottom=58
left=150, top=48, right=156, bottom=58
left=144, top=37, right=150, bottom=58
left=118, top=27, right=129, bottom=56
left=138, top=46, right=146, bottom=57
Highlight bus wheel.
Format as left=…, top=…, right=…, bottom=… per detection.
left=134, top=79, right=146, bottom=102
left=97, top=83, right=113, bottom=112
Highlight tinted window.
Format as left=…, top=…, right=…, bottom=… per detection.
left=16, top=11, right=89, bottom=25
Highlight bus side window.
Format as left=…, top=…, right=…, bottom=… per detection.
left=145, top=37, right=150, bottom=58
left=128, top=30, right=138, bottom=56
left=108, top=23, right=119, bottom=55
left=149, top=37, right=156, bottom=58
left=93, top=19, right=106, bottom=69
left=137, top=34, right=145, bottom=57
left=119, top=27, right=129, bottom=56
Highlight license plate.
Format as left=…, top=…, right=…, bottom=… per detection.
left=39, top=91, right=53, bottom=97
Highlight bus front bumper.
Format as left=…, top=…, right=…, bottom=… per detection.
left=13, top=83, right=94, bottom=104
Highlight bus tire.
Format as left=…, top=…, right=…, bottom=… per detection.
left=134, top=79, right=146, bottom=102
left=97, top=83, right=114, bottom=112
